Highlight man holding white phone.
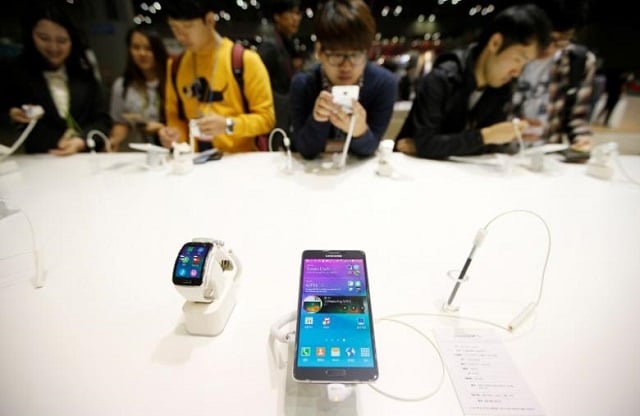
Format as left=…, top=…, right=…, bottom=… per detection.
left=289, top=0, right=396, bottom=160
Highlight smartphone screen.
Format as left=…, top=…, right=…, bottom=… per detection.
left=293, top=250, right=378, bottom=383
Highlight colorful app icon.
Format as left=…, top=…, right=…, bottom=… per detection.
left=304, top=316, right=313, bottom=325
left=345, top=347, right=356, bottom=357
left=186, top=246, right=194, bottom=252
left=360, top=347, right=370, bottom=358
left=190, top=269, right=198, bottom=277
left=301, top=347, right=311, bottom=357
left=330, top=347, right=341, bottom=357
left=178, top=268, right=187, bottom=277
left=322, top=317, right=331, bottom=326
left=192, top=255, right=201, bottom=265
left=316, top=347, right=326, bottom=357
left=181, top=255, right=189, bottom=264
left=357, top=317, right=365, bottom=326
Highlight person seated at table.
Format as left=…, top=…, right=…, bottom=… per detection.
left=109, top=26, right=168, bottom=152
left=395, top=4, right=551, bottom=160
left=511, top=0, right=595, bottom=156
left=1, top=2, right=111, bottom=155
left=290, top=0, right=397, bottom=160
left=159, top=0, right=275, bottom=152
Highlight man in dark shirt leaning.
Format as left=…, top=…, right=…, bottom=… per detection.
left=396, top=4, right=552, bottom=160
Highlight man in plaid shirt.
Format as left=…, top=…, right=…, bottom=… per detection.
left=512, top=0, right=595, bottom=154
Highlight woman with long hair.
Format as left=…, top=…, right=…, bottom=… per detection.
left=109, top=26, right=168, bottom=151
left=2, top=2, right=111, bottom=155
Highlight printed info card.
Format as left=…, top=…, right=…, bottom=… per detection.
left=435, top=328, right=544, bottom=416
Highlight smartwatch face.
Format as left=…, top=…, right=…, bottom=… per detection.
left=172, top=242, right=213, bottom=286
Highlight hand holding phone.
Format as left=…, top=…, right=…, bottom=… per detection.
left=293, top=250, right=378, bottom=383
left=331, top=85, right=360, bottom=114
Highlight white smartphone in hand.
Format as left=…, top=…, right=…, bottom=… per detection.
left=331, top=85, right=360, bottom=114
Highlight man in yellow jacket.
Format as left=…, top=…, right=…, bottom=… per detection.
left=159, top=0, right=275, bottom=152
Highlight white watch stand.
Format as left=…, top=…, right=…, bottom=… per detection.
left=182, top=277, right=237, bottom=336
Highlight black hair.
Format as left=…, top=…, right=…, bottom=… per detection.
left=266, top=0, right=301, bottom=19
left=314, top=0, right=376, bottom=51
left=537, top=0, right=591, bottom=31
left=164, top=0, right=216, bottom=20
left=20, top=1, right=93, bottom=77
left=476, top=4, right=552, bottom=55
left=121, top=26, right=168, bottom=110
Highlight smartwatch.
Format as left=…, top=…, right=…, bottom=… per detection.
left=172, top=238, right=237, bottom=303
left=225, top=117, right=235, bottom=135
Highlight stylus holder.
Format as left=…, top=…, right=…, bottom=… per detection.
left=442, top=269, right=471, bottom=313
left=182, top=280, right=237, bottom=336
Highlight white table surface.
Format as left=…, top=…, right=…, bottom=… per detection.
left=1, top=151, right=639, bottom=416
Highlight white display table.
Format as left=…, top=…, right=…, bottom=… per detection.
left=1, top=151, right=639, bottom=415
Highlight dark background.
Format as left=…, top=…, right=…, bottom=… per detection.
left=0, top=0, right=638, bottom=88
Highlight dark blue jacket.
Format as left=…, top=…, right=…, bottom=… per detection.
left=290, top=62, right=397, bottom=159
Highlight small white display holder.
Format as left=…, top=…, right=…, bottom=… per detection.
left=172, top=142, right=194, bottom=175
left=269, top=313, right=359, bottom=414
left=181, top=243, right=240, bottom=337
left=182, top=281, right=238, bottom=336
left=441, top=269, right=471, bottom=313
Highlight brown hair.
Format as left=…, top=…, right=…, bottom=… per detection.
left=314, top=0, right=376, bottom=51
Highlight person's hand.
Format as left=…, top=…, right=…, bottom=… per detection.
left=194, top=113, right=225, bottom=139
left=145, top=121, right=164, bottom=134
left=329, top=99, right=368, bottom=137
left=396, top=137, right=417, bottom=156
left=312, top=90, right=337, bottom=123
left=521, top=118, right=544, bottom=142
left=158, top=126, right=181, bottom=148
left=9, top=107, right=31, bottom=124
left=49, top=136, right=85, bottom=156
left=571, top=135, right=592, bottom=152
left=481, top=120, right=529, bottom=145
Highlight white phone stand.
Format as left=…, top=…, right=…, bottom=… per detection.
left=172, top=142, right=194, bottom=175
left=441, top=269, right=471, bottom=312
left=128, top=143, right=169, bottom=169
left=181, top=244, right=240, bottom=336
left=376, top=139, right=395, bottom=177
left=182, top=280, right=238, bottom=336
left=587, top=142, right=618, bottom=180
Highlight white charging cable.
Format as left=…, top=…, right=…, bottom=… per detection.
left=0, top=118, right=40, bottom=163
left=268, top=128, right=293, bottom=173
left=86, top=129, right=112, bottom=153
left=443, top=209, right=551, bottom=331
left=268, top=310, right=446, bottom=402
left=0, top=200, right=44, bottom=288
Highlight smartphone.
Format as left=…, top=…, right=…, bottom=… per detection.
left=193, top=148, right=222, bottom=164
left=293, top=250, right=378, bottom=383
left=331, top=85, right=360, bottom=114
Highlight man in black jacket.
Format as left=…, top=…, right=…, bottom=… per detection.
left=258, top=0, right=302, bottom=136
left=396, top=4, right=551, bottom=160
